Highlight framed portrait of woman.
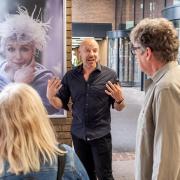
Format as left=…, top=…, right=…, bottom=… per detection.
left=0, top=0, right=66, bottom=117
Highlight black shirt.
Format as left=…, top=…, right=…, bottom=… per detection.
left=57, top=63, right=118, bottom=140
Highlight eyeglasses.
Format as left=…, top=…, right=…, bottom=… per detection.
left=131, top=46, right=141, bottom=55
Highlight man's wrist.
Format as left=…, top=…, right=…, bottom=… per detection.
left=115, top=98, right=124, bottom=104
left=48, top=96, right=57, bottom=101
left=48, top=95, right=62, bottom=109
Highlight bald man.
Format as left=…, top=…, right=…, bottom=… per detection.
left=47, top=39, right=125, bottom=180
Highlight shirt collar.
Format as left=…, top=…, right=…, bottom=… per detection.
left=151, top=61, right=178, bottom=83
left=76, top=63, right=101, bottom=73
left=96, top=63, right=102, bottom=71
left=144, top=61, right=178, bottom=92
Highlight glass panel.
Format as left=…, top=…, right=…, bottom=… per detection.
left=119, top=37, right=141, bottom=86
left=144, top=0, right=156, bottom=18
left=135, top=0, right=143, bottom=25
left=119, top=38, right=130, bottom=83
left=174, top=0, right=180, bottom=4
left=143, top=0, right=164, bottom=18
left=117, top=0, right=134, bottom=30
left=166, top=0, right=174, bottom=6
left=116, top=0, right=123, bottom=29
left=107, top=35, right=141, bottom=87
left=133, top=56, right=141, bottom=86
left=108, top=38, right=118, bottom=72
left=153, top=0, right=165, bottom=17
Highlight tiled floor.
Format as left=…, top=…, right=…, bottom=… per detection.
left=112, top=152, right=135, bottom=180
left=112, top=152, right=135, bottom=161
left=111, top=87, right=144, bottom=180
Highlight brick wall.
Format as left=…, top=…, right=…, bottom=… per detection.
left=51, top=0, right=72, bottom=146
left=72, top=0, right=116, bottom=29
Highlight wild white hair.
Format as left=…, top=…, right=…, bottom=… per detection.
left=0, top=6, right=50, bottom=52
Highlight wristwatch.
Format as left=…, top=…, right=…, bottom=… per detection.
left=115, top=98, right=124, bottom=104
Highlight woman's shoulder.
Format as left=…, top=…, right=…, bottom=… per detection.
left=59, top=144, right=89, bottom=180
left=61, top=144, right=72, bottom=151
left=59, top=144, right=74, bottom=163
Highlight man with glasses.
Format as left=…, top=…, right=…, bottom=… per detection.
left=130, top=46, right=141, bottom=55
left=130, top=18, right=180, bottom=180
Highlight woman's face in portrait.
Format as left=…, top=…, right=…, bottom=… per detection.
left=5, top=40, right=34, bottom=67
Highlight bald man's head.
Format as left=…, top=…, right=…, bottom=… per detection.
left=78, top=38, right=100, bottom=70
left=79, top=38, right=99, bottom=50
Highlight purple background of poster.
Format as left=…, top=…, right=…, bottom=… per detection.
left=43, top=0, right=65, bottom=78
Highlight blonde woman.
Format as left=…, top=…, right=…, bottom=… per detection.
left=0, top=83, right=89, bottom=180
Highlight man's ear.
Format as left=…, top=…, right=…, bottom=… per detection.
left=146, top=47, right=153, bottom=61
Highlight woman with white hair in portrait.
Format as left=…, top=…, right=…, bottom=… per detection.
left=0, top=6, right=59, bottom=115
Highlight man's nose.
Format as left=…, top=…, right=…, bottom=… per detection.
left=89, top=50, right=94, bottom=56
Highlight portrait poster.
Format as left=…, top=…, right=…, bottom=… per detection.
left=0, top=0, right=66, bottom=117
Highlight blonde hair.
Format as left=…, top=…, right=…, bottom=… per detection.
left=130, top=18, right=179, bottom=62
left=0, top=83, right=64, bottom=175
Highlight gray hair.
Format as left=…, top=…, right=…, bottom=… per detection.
left=130, top=18, right=179, bottom=62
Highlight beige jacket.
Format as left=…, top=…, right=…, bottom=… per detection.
left=135, top=61, right=180, bottom=180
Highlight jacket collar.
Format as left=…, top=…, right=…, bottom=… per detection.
left=144, top=61, right=178, bottom=92
left=151, top=61, right=178, bottom=83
